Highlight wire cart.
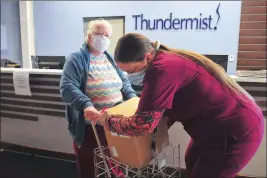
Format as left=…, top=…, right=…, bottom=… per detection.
left=93, top=143, right=182, bottom=178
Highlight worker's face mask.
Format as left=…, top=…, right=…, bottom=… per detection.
left=123, top=41, right=161, bottom=86
left=127, top=69, right=146, bottom=86
left=92, top=35, right=110, bottom=53
left=127, top=54, right=151, bottom=86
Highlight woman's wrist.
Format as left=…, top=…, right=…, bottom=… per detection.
left=99, top=111, right=110, bottom=126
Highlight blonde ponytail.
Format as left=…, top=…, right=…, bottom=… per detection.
left=158, top=45, right=253, bottom=102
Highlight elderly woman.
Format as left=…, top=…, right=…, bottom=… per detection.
left=59, top=19, right=136, bottom=178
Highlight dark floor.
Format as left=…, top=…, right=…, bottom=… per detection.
left=0, top=150, right=78, bottom=178
left=0, top=150, right=252, bottom=178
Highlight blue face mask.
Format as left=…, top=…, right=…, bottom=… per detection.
left=127, top=40, right=160, bottom=86
left=127, top=69, right=146, bottom=86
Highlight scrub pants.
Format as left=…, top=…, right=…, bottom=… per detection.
left=73, top=125, right=108, bottom=178
left=185, top=119, right=264, bottom=178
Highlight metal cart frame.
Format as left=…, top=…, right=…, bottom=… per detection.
left=92, top=124, right=182, bottom=178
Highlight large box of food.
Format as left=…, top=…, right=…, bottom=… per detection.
left=104, top=97, right=169, bottom=168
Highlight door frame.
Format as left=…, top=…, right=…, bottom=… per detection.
left=83, top=16, right=125, bottom=36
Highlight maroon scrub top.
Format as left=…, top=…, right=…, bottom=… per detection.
left=138, top=51, right=263, bottom=145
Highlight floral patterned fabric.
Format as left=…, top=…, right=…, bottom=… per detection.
left=106, top=110, right=165, bottom=136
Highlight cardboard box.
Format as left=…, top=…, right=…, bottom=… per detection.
left=104, top=97, right=169, bottom=168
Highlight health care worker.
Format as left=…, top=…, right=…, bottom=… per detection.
left=90, top=33, right=264, bottom=178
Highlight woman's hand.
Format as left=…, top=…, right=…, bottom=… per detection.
left=84, top=106, right=101, bottom=124
left=84, top=107, right=110, bottom=126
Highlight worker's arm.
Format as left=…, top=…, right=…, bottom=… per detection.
left=105, top=110, right=165, bottom=136
left=104, top=59, right=180, bottom=136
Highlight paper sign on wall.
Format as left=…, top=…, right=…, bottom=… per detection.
left=13, top=71, right=32, bottom=96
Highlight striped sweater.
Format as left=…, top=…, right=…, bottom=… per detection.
left=86, top=54, right=123, bottom=110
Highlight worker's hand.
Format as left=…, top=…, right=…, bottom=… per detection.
left=97, top=111, right=110, bottom=126
left=84, top=106, right=101, bottom=125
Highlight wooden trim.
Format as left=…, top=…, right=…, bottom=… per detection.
left=239, top=29, right=266, bottom=37
left=0, top=73, right=61, bottom=79
left=239, top=37, right=266, bottom=45
left=238, top=59, right=266, bottom=67
left=1, top=85, right=60, bottom=94
left=1, top=78, right=60, bottom=86
left=123, top=17, right=125, bottom=35
left=30, top=80, right=59, bottom=86
left=1, top=105, right=65, bottom=117
left=256, top=100, right=266, bottom=106
left=238, top=1, right=266, bottom=70
left=242, top=1, right=267, bottom=7
left=238, top=66, right=267, bottom=70
left=0, top=112, right=39, bottom=121
left=247, top=90, right=267, bottom=97
left=241, top=6, right=267, bottom=14
left=0, top=73, right=13, bottom=77
left=1, top=99, right=65, bottom=110
left=238, top=51, right=266, bottom=59
left=241, top=14, right=267, bottom=21
left=30, top=74, right=61, bottom=79
left=238, top=51, right=267, bottom=60
left=0, top=142, right=76, bottom=161
left=83, top=16, right=125, bottom=22
left=1, top=92, right=63, bottom=102
left=238, top=44, right=266, bottom=51
left=238, top=82, right=267, bottom=87
left=240, top=22, right=267, bottom=29
left=83, top=16, right=126, bottom=38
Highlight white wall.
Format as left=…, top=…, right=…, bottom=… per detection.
left=0, top=1, right=22, bottom=64
left=33, top=1, right=241, bottom=75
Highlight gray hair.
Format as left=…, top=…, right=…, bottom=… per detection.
left=85, top=18, right=112, bottom=42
